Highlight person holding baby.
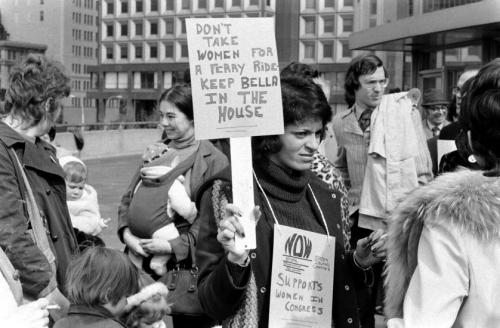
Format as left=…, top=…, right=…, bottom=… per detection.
left=117, top=83, right=228, bottom=328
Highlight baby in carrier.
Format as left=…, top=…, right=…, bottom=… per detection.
left=127, top=143, right=197, bottom=275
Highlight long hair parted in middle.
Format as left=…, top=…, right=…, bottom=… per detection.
left=252, top=76, right=332, bottom=159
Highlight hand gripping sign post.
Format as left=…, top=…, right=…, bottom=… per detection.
left=186, top=17, right=283, bottom=250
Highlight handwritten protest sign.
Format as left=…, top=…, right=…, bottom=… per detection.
left=186, top=18, right=283, bottom=140
left=186, top=18, right=283, bottom=250
left=269, top=225, right=335, bottom=328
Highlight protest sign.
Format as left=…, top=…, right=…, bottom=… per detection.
left=269, top=225, right=335, bottom=328
left=186, top=18, right=283, bottom=249
left=186, top=17, right=283, bottom=140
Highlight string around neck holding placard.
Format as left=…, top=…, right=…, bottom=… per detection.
left=252, top=170, right=331, bottom=239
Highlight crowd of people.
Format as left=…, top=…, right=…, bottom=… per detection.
left=0, top=51, right=499, bottom=328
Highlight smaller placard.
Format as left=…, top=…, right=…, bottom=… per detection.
left=269, top=225, right=335, bottom=328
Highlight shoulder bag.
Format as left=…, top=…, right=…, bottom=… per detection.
left=159, top=233, right=205, bottom=316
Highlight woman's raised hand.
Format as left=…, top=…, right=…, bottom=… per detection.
left=217, top=204, right=260, bottom=265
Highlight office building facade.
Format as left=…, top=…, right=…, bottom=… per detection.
left=0, top=0, right=99, bottom=124
left=89, top=0, right=357, bottom=122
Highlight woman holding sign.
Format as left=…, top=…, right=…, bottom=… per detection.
left=195, top=76, right=385, bottom=328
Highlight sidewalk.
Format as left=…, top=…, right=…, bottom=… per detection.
left=86, top=154, right=143, bottom=250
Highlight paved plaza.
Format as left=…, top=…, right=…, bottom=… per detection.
left=86, top=154, right=143, bottom=250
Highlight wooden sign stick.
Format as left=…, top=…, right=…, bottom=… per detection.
left=230, top=137, right=256, bottom=250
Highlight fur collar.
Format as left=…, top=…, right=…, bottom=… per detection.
left=384, top=170, right=500, bottom=319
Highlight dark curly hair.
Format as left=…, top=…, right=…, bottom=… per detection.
left=280, top=61, right=319, bottom=80
left=252, top=76, right=332, bottom=158
left=344, top=54, right=387, bottom=107
left=3, top=54, right=70, bottom=127
left=158, top=83, right=193, bottom=121
left=460, top=58, right=500, bottom=176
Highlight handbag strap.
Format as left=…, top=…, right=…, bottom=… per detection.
left=9, top=148, right=56, bottom=264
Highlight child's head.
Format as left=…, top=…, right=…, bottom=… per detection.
left=125, top=280, right=171, bottom=328
left=65, top=247, right=140, bottom=318
left=59, top=155, right=87, bottom=201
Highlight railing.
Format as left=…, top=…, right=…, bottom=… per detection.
left=55, top=121, right=160, bottom=132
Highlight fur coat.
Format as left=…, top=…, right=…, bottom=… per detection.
left=385, top=170, right=500, bottom=320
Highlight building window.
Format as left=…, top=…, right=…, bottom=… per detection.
left=232, top=0, right=241, bottom=7
left=344, top=0, right=353, bottom=6
left=107, top=23, right=114, bottom=37
left=324, top=0, right=334, bottom=8
left=370, top=0, right=377, bottom=15
left=150, top=0, right=158, bottom=11
left=135, top=45, right=143, bottom=58
left=106, top=46, right=113, bottom=59
left=304, top=42, right=315, bottom=59
left=135, top=22, right=143, bottom=35
left=121, top=1, right=128, bottom=13
left=181, top=0, right=190, bottom=10
left=136, top=0, right=143, bottom=12
left=323, top=16, right=334, bottom=33
left=305, top=0, right=315, bottom=10
left=165, top=18, right=174, bottom=34
left=166, top=0, right=174, bottom=10
left=121, top=45, right=128, bottom=59
left=150, top=44, right=158, bottom=58
left=304, top=16, right=315, bottom=34
left=342, top=15, right=353, bottom=33
left=165, top=43, right=174, bottom=58
left=468, top=45, right=481, bottom=57
left=40, top=11, right=44, bottom=21
left=121, top=22, right=128, bottom=36
left=198, top=0, right=207, bottom=9
left=140, top=72, right=155, bottom=88
left=180, top=43, right=188, bottom=58
left=340, top=40, right=351, bottom=58
left=181, top=18, right=186, bottom=34
left=322, top=41, right=334, bottom=59
left=106, top=0, right=114, bottom=14
left=150, top=21, right=158, bottom=35
left=250, top=0, right=259, bottom=6
left=215, top=0, right=223, bottom=8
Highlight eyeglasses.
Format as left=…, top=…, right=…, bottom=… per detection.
left=361, top=78, right=389, bottom=90
left=426, top=105, right=448, bottom=112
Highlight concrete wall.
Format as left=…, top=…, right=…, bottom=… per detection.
left=54, top=128, right=163, bottom=160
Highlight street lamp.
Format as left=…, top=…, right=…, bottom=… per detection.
left=69, top=94, right=85, bottom=132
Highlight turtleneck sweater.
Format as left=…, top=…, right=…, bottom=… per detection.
left=253, top=159, right=326, bottom=234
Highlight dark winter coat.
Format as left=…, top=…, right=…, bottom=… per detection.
left=0, top=122, right=78, bottom=298
left=53, top=304, right=126, bottom=328
left=195, top=165, right=367, bottom=328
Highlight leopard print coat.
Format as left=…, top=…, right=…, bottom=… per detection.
left=311, top=151, right=351, bottom=251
